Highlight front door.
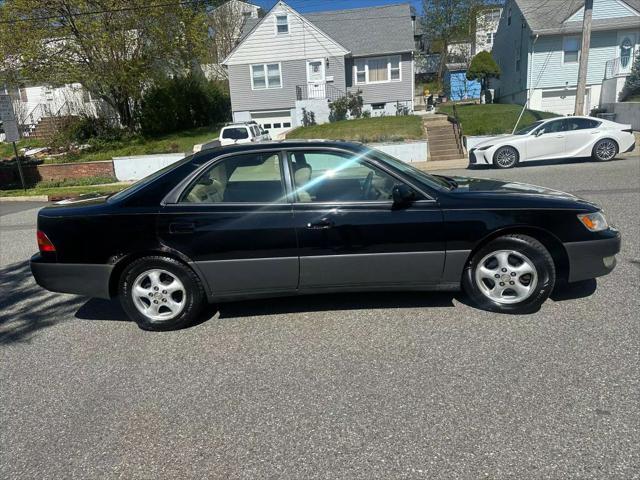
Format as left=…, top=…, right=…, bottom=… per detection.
left=618, top=32, right=636, bottom=75
left=158, top=150, right=298, bottom=297
left=306, top=59, right=326, bottom=99
left=525, top=119, right=567, bottom=160
left=286, top=148, right=445, bottom=290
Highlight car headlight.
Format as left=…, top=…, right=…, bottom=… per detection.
left=577, top=211, right=609, bottom=232
left=477, top=145, right=494, bottom=151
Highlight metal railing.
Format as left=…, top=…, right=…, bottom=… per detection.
left=295, top=83, right=346, bottom=102
left=450, top=104, right=465, bottom=154
left=605, top=54, right=637, bottom=79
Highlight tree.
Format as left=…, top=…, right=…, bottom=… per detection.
left=0, top=1, right=214, bottom=130
left=619, top=53, right=640, bottom=101
left=466, top=50, right=500, bottom=102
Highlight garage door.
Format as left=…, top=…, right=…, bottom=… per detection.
left=251, top=111, right=293, bottom=139
left=540, top=89, right=590, bottom=115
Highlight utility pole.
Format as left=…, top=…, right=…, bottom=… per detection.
left=574, top=0, right=593, bottom=115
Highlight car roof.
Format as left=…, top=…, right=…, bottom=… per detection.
left=192, top=140, right=367, bottom=159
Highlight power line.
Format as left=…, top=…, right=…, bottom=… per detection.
left=0, top=0, right=209, bottom=25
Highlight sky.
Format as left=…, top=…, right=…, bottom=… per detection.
left=252, top=0, right=423, bottom=14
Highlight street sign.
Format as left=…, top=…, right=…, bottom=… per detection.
left=0, top=94, right=16, bottom=122
left=2, top=119, right=20, bottom=143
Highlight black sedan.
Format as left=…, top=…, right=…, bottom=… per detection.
left=31, top=141, right=621, bottom=330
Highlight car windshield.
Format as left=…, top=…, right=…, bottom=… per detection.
left=367, top=148, right=452, bottom=190
left=515, top=121, right=545, bottom=135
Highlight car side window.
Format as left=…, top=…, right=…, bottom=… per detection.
left=566, top=118, right=600, bottom=130
left=222, top=127, right=249, bottom=140
left=180, top=152, right=285, bottom=203
left=289, top=150, right=408, bottom=203
left=538, top=120, right=566, bottom=134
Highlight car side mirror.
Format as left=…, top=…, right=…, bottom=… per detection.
left=392, top=184, right=416, bottom=207
left=535, top=129, right=544, bottom=137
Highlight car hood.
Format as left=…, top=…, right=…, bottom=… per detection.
left=473, top=135, right=520, bottom=149
left=444, top=176, right=579, bottom=199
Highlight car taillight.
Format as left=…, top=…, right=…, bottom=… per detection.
left=37, top=230, right=56, bottom=253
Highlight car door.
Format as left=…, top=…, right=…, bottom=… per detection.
left=286, top=148, right=445, bottom=290
left=525, top=119, right=567, bottom=160
left=158, top=150, right=299, bottom=297
left=563, top=117, right=601, bottom=156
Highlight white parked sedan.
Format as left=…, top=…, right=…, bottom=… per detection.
left=469, top=116, right=636, bottom=169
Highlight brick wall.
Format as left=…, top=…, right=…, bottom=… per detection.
left=0, top=160, right=115, bottom=187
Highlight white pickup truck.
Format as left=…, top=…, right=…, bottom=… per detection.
left=193, top=121, right=271, bottom=153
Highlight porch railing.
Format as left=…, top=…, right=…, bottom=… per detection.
left=605, top=54, right=637, bottom=79
left=295, top=83, right=346, bottom=102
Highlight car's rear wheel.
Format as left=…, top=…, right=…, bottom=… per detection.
left=592, top=138, right=618, bottom=162
left=463, top=234, right=555, bottom=313
left=493, top=146, right=519, bottom=169
left=119, top=256, right=205, bottom=331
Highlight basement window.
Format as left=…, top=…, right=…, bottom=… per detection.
left=372, top=103, right=386, bottom=110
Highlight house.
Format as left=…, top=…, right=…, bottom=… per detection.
left=222, top=1, right=417, bottom=137
left=474, top=7, right=503, bottom=55
left=444, top=63, right=481, bottom=101
left=492, top=0, right=640, bottom=115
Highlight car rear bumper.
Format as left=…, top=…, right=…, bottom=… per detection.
left=564, top=233, right=621, bottom=283
left=30, top=254, right=113, bottom=299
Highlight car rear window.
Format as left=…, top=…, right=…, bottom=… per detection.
left=222, top=127, right=249, bottom=140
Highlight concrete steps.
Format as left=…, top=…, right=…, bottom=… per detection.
left=423, top=117, right=464, bottom=162
left=32, top=116, right=78, bottom=141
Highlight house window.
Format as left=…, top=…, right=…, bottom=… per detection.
left=372, top=103, right=385, bottom=110
left=486, top=32, right=494, bottom=44
left=563, top=36, right=580, bottom=63
left=276, top=14, right=288, bottom=34
left=19, top=85, right=28, bottom=102
left=507, top=7, right=512, bottom=26
left=515, top=47, right=521, bottom=72
left=251, top=63, right=282, bottom=89
left=354, top=56, right=402, bottom=85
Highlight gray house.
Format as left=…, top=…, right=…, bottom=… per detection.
left=222, top=1, right=417, bottom=137
left=492, top=0, right=640, bottom=115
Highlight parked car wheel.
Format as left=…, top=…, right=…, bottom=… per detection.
left=592, top=138, right=618, bottom=162
left=493, top=146, right=519, bottom=169
left=119, top=256, right=205, bottom=331
left=463, top=234, right=555, bottom=313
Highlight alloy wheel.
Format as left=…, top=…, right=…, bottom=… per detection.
left=596, top=140, right=616, bottom=161
left=495, top=148, right=517, bottom=168
left=131, top=269, right=186, bottom=322
left=474, top=250, right=538, bottom=305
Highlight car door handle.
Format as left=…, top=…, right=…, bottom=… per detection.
left=169, top=222, right=195, bottom=234
left=306, top=218, right=334, bottom=230
left=555, top=135, right=564, bottom=138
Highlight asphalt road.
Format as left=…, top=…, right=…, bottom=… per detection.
left=1, top=157, right=639, bottom=479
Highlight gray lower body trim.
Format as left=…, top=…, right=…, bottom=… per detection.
left=564, top=235, right=621, bottom=283
left=300, top=251, right=445, bottom=289
left=442, top=249, right=471, bottom=283
left=30, top=255, right=113, bottom=299
left=195, top=257, right=299, bottom=296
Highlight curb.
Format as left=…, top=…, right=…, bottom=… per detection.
left=0, top=195, right=49, bottom=202
left=415, top=159, right=469, bottom=172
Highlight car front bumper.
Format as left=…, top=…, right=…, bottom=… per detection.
left=30, top=254, right=114, bottom=299
left=564, top=233, right=621, bottom=283
left=468, top=148, right=490, bottom=165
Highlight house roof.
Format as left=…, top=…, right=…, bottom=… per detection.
left=239, top=3, right=416, bottom=56
left=514, top=0, right=640, bottom=34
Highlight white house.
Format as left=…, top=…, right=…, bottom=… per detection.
left=474, top=7, right=503, bottom=54
left=492, top=0, right=640, bottom=114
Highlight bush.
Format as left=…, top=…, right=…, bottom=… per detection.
left=302, top=108, right=316, bottom=126
left=619, top=53, right=640, bottom=101
left=329, top=90, right=363, bottom=122
left=51, top=115, right=125, bottom=148
left=138, top=74, right=231, bottom=136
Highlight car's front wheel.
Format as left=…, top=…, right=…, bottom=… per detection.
left=493, top=146, right=519, bottom=169
left=463, top=234, right=556, bottom=313
left=119, top=256, right=205, bottom=331
left=592, top=138, right=618, bottom=162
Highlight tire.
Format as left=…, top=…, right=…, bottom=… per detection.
left=119, top=256, right=205, bottom=331
left=463, top=234, right=555, bottom=314
left=493, top=146, right=519, bottom=169
left=592, top=138, right=618, bottom=162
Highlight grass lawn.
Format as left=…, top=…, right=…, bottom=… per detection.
left=1, top=125, right=220, bottom=164
left=286, top=116, right=423, bottom=143
left=438, top=104, right=557, bottom=136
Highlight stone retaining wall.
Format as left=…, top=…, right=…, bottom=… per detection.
left=0, top=160, right=115, bottom=187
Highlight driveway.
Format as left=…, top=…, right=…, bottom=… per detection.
left=1, top=157, right=639, bottom=479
